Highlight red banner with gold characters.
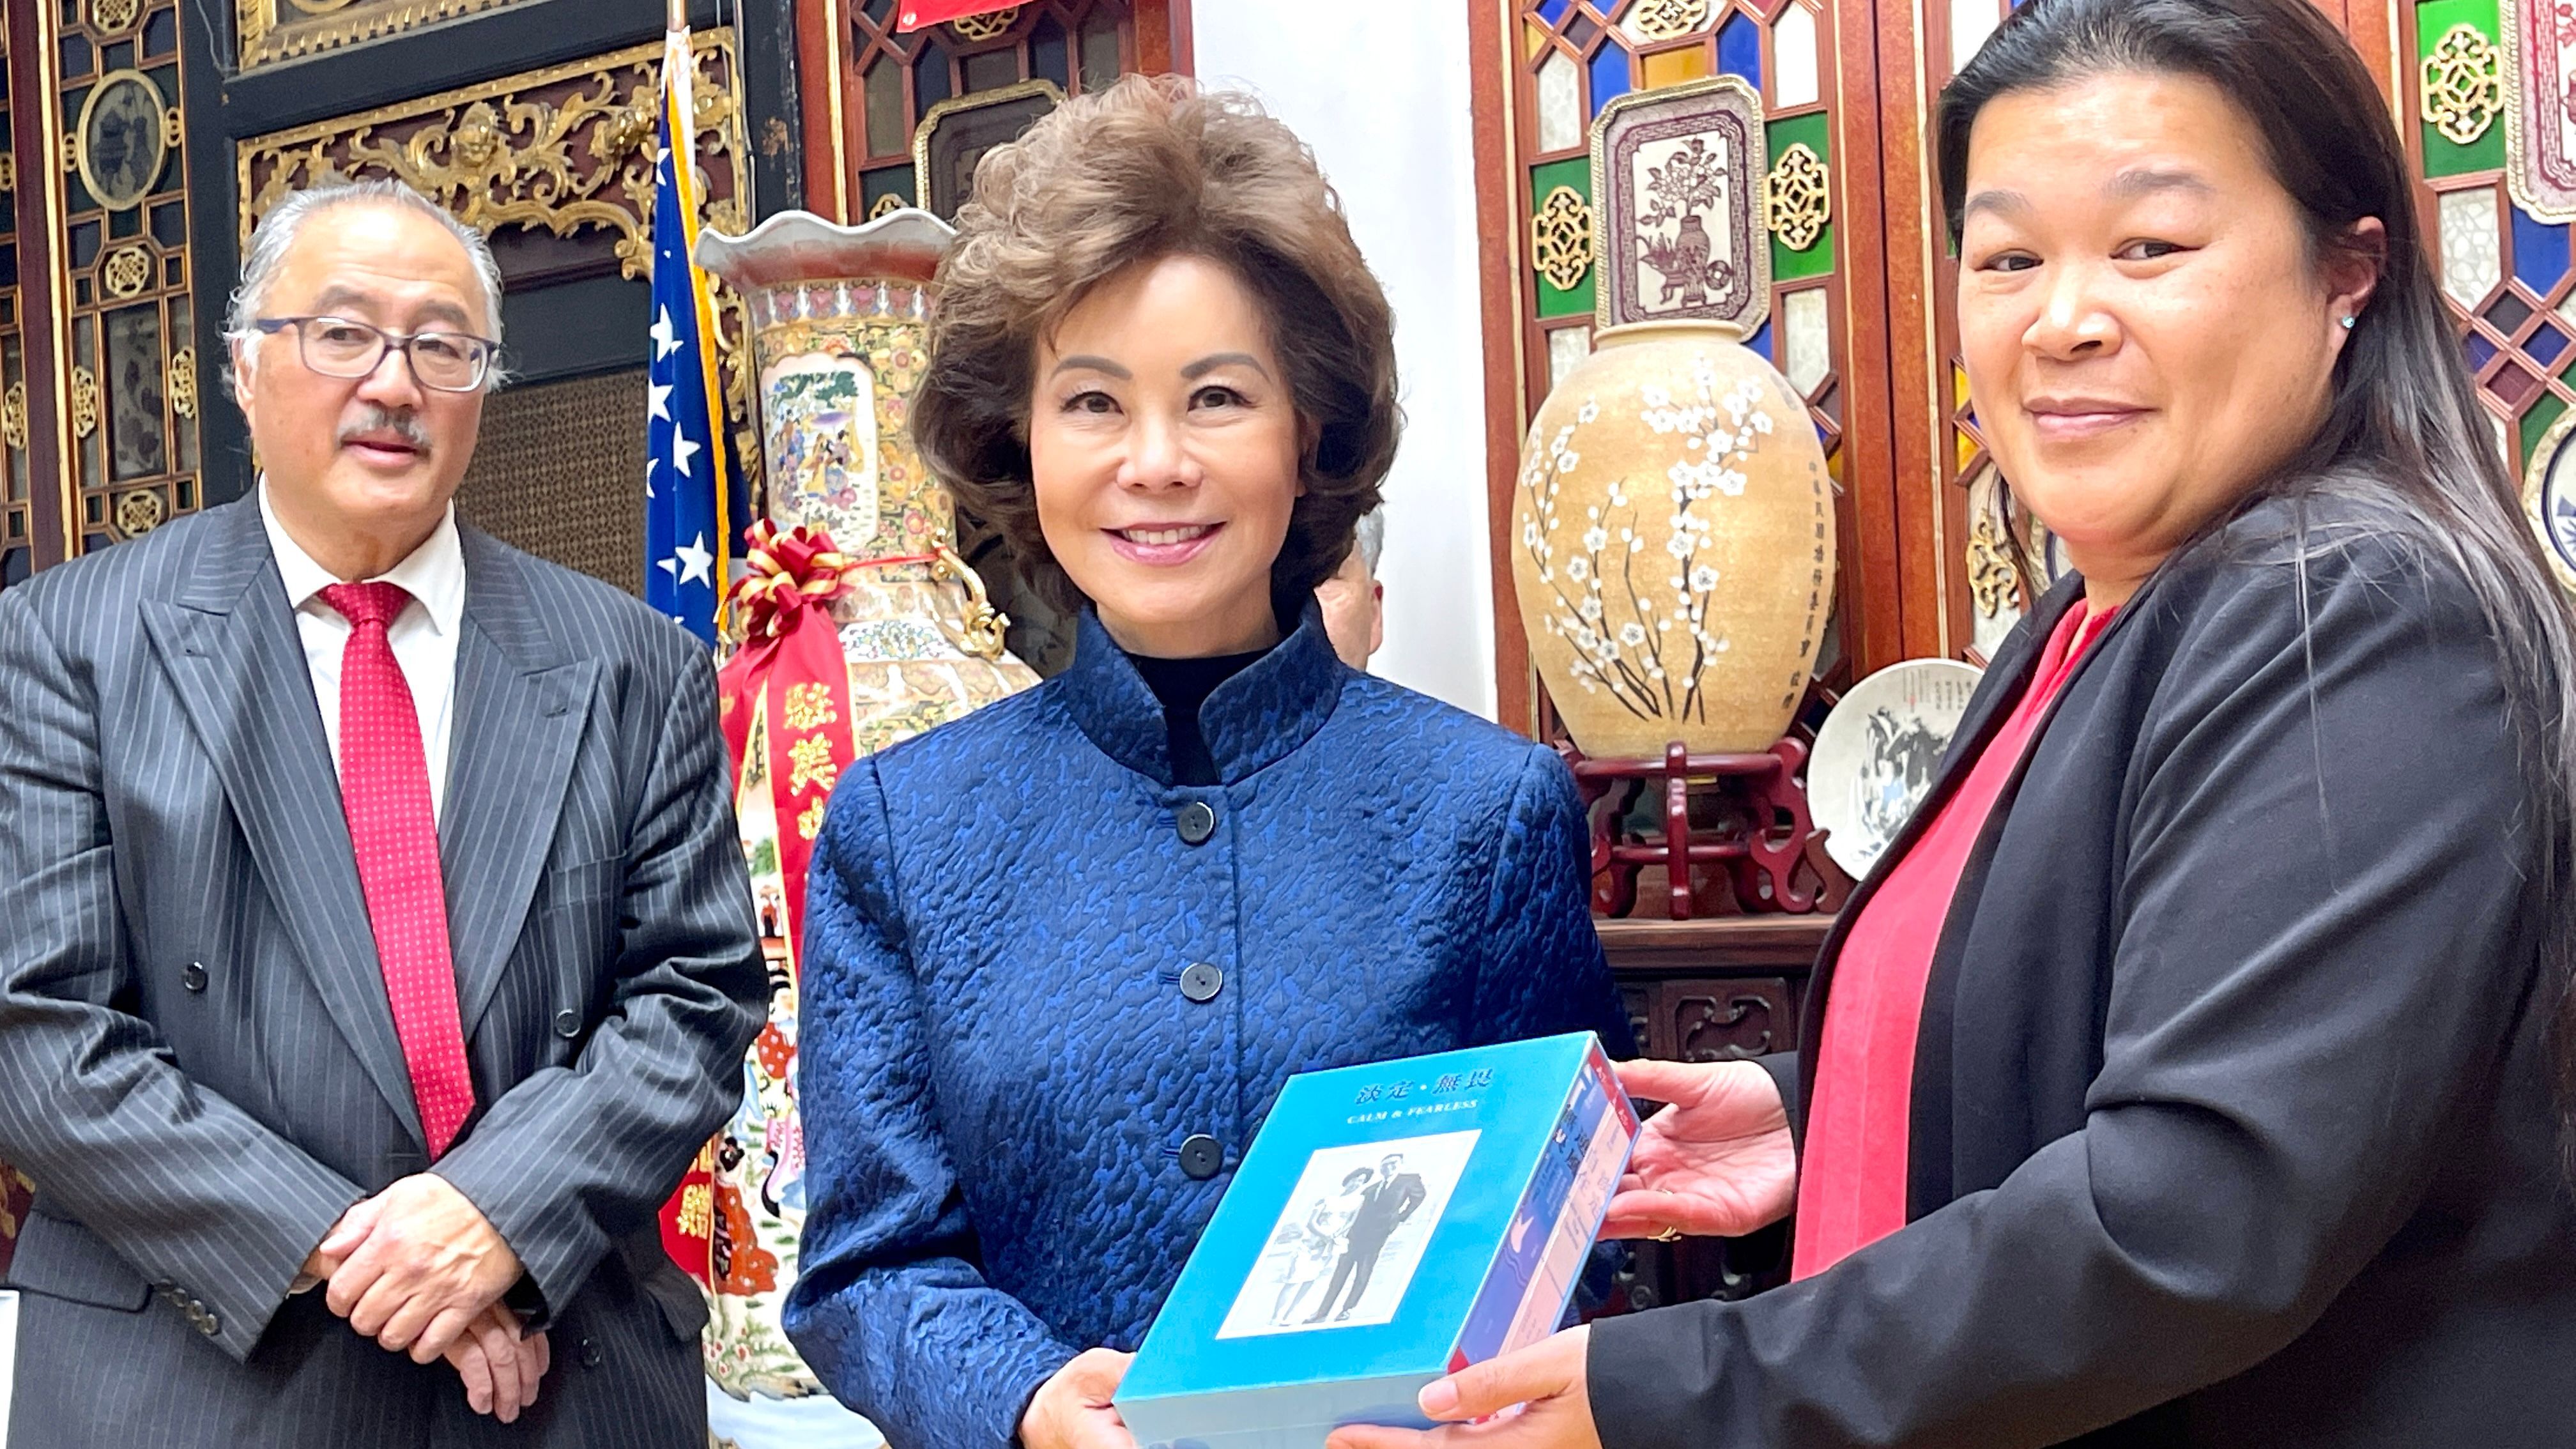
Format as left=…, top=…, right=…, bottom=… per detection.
left=0, top=1158, right=29, bottom=1275
left=658, top=523, right=931, bottom=1285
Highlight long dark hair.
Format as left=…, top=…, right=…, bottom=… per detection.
left=1940, top=0, right=2576, bottom=1146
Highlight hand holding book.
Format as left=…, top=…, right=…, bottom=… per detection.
left=1024, top=1349, right=1140, bottom=1449
left=1597, top=1058, right=1797, bottom=1242
left=1324, top=1326, right=1598, bottom=1449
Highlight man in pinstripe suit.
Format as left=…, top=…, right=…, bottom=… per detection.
left=0, top=179, right=766, bottom=1445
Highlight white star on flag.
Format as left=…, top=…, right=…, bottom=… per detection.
left=657, top=532, right=714, bottom=587
left=648, top=381, right=673, bottom=421
left=651, top=307, right=680, bottom=360
left=671, top=435, right=700, bottom=479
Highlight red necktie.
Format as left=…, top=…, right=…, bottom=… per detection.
left=321, top=581, right=476, bottom=1158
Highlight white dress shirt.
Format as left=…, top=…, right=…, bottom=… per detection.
left=257, top=483, right=466, bottom=824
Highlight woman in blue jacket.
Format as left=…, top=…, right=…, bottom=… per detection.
left=782, top=75, right=1632, bottom=1449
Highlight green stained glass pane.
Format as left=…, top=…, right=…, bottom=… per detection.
left=1769, top=111, right=1835, bottom=281
left=1531, top=156, right=1595, bottom=318
left=2522, top=390, right=2566, bottom=472
left=2418, top=0, right=2505, bottom=177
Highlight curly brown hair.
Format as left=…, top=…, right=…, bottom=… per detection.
left=912, top=74, right=1402, bottom=618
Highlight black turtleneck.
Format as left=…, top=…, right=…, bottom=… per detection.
left=1128, top=647, right=1273, bottom=786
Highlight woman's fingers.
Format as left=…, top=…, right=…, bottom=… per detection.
left=1611, top=1056, right=1729, bottom=1105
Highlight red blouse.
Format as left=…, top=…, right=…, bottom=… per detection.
left=1792, top=602, right=2117, bottom=1280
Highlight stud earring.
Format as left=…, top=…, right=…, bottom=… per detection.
left=2340, top=315, right=2358, bottom=330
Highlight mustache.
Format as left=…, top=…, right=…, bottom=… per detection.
left=337, top=406, right=433, bottom=457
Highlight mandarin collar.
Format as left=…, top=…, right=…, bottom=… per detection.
left=1057, top=599, right=1347, bottom=788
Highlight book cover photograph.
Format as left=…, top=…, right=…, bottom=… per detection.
left=1216, top=1128, right=1480, bottom=1338
left=1117, top=1032, right=1638, bottom=1449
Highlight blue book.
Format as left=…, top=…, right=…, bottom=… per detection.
left=1117, top=1032, right=1638, bottom=1449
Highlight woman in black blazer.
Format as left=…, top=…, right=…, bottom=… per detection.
left=1331, top=1, right=2576, bottom=1446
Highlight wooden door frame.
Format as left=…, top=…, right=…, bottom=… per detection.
left=1469, top=0, right=1906, bottom=735
left=797, top=0, right=1193, bottom=225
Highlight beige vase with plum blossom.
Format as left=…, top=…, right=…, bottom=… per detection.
left=1511, top=319, right=1836, bottom=757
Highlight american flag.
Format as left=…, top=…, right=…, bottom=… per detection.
left=643, top=24, right=735, bottom=646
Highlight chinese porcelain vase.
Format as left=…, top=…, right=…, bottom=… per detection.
left=689, top=209, right=1037, bottom=1403
left=1511, top=320, right=1836, bottom=758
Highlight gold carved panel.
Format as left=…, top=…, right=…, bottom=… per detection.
left=237, top=30, right=748, bottom=276
left=235, top=0, right=542, bottom=72
left=237, top=31, right=765, bottom=507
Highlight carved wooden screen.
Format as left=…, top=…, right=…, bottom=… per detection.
left=234, top=0, right=541, bottom=71
left=1490, top=0, right=1896, bottom=731
left=1890, top=1, right=2399, bottom=660
left=47, top=0, right=200, bottom=558
left=2403, top=0, right=2576, bottom=586
left=1916, top=0, right=2014, bottom=661
left=799, top=0, right=1189, bottom=225
left=1, top=1, right=28, bottom=591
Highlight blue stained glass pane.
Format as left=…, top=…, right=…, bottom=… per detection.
left=1590, top=41, right=1631, bottom=115
left=1717, top=12, right=1762, bottom=89
left=1747, top=319, right=1774, bottom=360
left=2511, top=204, right=2572, bottom=297
left=2530, top=323, right=2570, bottom=368
left=1537, top=0, right=1571, bottom=23
left=2465, top=332, right=2500, bottom=372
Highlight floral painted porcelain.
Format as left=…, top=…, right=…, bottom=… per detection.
left=1512, top=319, right=1835, bottom=756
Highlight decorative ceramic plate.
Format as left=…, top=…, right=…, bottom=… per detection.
left=1807, top=657, right=1985, bottom=878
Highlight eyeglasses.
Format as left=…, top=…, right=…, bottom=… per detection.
left=253, top=316, right=498, bottom=394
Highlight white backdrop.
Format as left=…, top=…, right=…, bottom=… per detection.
left=1194, top=3, right=1502, bottom=719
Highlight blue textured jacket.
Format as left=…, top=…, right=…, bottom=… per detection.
left=782, top=605, right=1632, bottom=1449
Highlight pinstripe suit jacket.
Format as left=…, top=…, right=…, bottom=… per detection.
left=0, top=498, right=767, bottom=1448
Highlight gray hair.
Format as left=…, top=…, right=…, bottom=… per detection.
left=225, top=178, right=510, bottom=398
left=1352, top=507, right=1385, bottom=576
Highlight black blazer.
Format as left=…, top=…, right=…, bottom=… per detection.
left=1590, top=493, right=2576, bottom=1447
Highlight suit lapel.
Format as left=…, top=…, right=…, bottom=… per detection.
left=440, top=528, right=598, bottom=1039
left=137, top=502, right=427, bottom=1145
left=1788, top=574, right=2087, bottom=1142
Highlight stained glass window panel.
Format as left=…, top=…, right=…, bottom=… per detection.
left=1641, top=45, right=1711, bottom=89
left=1590, top=38, right=1632, bottom=115
left=2523, top=392, right=2568, bottom=470
left=2467, top=330, right=2500, bottom=372
left=1782, top=287, right=1830, bottom=394
left=1715, top=11, right=1761, bottom=89
left=1747, top=317, right=1774, bottom=365
left=1537, top=0, right=1572, bottom=22
left=103, top=304, right=167, bottom=483
left=2528, top=322, right=2570, bottom=368
left=1774, top=3, right=1821, bottom=109
left=1080, top=18, right=1119, bottom=93
left=916, top=40, right=953, bottom=111
left=2439, top=185, right=2504, bottom=310
left=864, top=52, right=905, bottom=157
left=1032, top=16, right=1070, bottom=88
left=962, top=47, right=1017, bottom=93
left=1548, top=325, right=1593, bottom=390
left=2513, top=204, right=2571, bottom=298
left=1537, top=49, right=1583, bottom=151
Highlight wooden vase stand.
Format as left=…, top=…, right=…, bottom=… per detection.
left=1559, top=737, right=1856, bottom=921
